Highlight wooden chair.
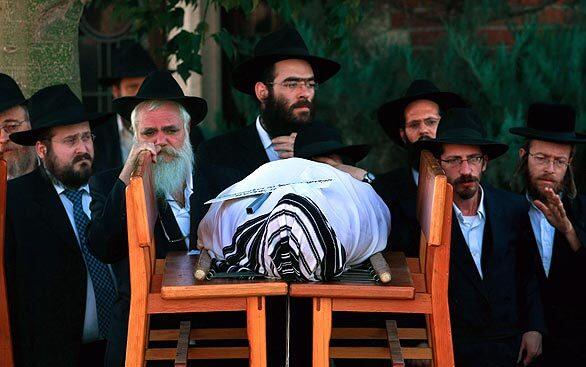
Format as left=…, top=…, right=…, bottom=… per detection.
left=289, top=150, right=455, bottom=367
left=125, top=152, right=287, bottom=367
left=0, top=159, right=14, bottom=367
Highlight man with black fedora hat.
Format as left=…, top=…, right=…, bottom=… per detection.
left=93, top=42, right=204, bottom=174
left=87, top=70, right=208, bottom=366
left=415, top=107, right=545, bottom=367
left=510, top=102, right=586, bottom=366
left=4, top=84, right=116, bottom=366
left=374, top=79, right=467, bottom=257
left=198, top=121, right=388, bottom=281
left=0, top=73, right=38, bottom=179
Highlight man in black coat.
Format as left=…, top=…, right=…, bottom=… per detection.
left=510, top=103, right=586, bottom=366
left=5, top=84, right=116, bottom=366
left=87, top=70, right=209, bottom=366
left=416, top=108, right=545, bottom=367
left=93, top=42, right=204, bottom=174
left=373, top=79, right=467, bottom=256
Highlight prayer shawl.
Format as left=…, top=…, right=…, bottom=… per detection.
left=197, top=158, right=390, bottom=281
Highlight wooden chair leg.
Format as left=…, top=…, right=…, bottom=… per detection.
left=312, top=297, right=332, bottom=367
left=174, top=321, right=191, bottom=367
left=247, top=296, right=267, bottom=367
left=125, top=302, right=149, bottom=367
left=386, top=320, right=405, bottom=367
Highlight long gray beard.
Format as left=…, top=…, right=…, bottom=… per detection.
left=152, top=138, right=194, bottom=200
left=7, top=146, right=37, bottom=180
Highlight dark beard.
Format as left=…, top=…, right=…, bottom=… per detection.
left=454, top=174, right=480, bottom=200
left=260, top=92, right=314, bottom=137
left=405, top=135, right=432, bottom=170
left=525, top=168, right=564, bottom=202
left=45, top=150, right=93, bottom=189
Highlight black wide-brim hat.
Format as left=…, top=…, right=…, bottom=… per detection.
left=377, top=79, right=468, bottom=146
left=10, top=84, right=112, bottom=146
left=231, top=27, right=341, bottom=95
left=414, top=107, right=508, bottom=160
left=294, top=122, right=371, bottom=163
left=112, top=70, right=207, bottom=124
left=99, top=41, right=158, bottom=86
left=0, top=73, right=27, bottom=113
left=509, top=102, right=586, bottom=144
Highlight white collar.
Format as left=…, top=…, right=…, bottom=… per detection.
left=165, top=171, right=193, bottom=204
left=255, top=116, right=273, bottom=150
left=53, top=180, right=90, bottom=196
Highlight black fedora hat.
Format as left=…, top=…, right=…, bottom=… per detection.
left=509, top=102, right=586, bottom=144
left=10, top=84, right=112, bottom=146
left=377, top=79, right=468, bottom=146
left=414, top=107, right=508, bottom=160
left=112, top=70, right=207, bottom=124
left=231, top=27, right=341, bottom=95
left=99, top=42, right=158, bottom=86
left=294, top=122, right=370, bottom=163
left=0, top=73, right=27, bottom=113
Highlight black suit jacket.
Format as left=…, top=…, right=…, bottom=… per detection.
left=448, top=186, right=545, bottom=365
left=372, top=166, right=419, bottom=256
left=526, top=195, right=586, bottom=364
left=193, top=123, right=269, bottom=237
left=5, top=168, right=91, bottom=366
left=92, top=115, right=205, bottom=175
left=87, top=167, right=196, bottom=367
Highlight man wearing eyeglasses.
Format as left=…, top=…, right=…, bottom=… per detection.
left=374, top=79, right=467, bottom=256
left=5, top=84, right=116, bottom=367
left=0, top=73, right=37, bottom=179
left=510, top=102, right=586, bottom=366
left=416, top=108, right=545, bottom=367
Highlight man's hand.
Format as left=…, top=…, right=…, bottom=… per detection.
left=118, top=142, right=160, bottom=185
left=271, top=132, right=297, bottom=159
left=312, top=156, right=367, bottom=181
left=534, top=187, right=582, bottom=251
left=517, top=331, right=542, bottom=366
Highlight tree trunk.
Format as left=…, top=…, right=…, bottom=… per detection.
left=0, top=0, right=84, bottom=97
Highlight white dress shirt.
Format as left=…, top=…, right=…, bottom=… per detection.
left=53, top=182, right=101, bottom=343
left=453, top=186, right=486, bottom=279
left=165, top=173, right=193, bottom=249
left=412, top=168, right=419, bottom=186
left=255, top=116, right=280, bottom=162
left=527, top=194, right=556, bottom=276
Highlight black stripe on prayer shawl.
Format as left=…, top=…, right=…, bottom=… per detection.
left=213, top=193, right=346, bottom=281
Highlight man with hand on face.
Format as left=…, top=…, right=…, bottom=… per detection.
left=87, top=70, right=207, bottom=366
left=5, top=84, right=116, bottom=367
left=374, top=80, right=467, bottom=256
left=416, top=108, right=545, bottom=367
left=0, top=73, right=38, bottom=179
left=510, top=103, right=586, bottom=366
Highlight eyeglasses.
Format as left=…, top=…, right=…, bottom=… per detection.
left=158, top=217, right=189, bottom=244
left=267, top=79, right=319, bottom=91
left=440, top=155, right=484, bottom=168
left=528, top=152, right=570, bottom=170
left=0, top=120, right=27, bottom=134
left=51, top=132, right=95, bottom=148
left=405, top=117, right=440, bottom=130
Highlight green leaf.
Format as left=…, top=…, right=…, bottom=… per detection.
left=213, top=28, right=236, bottom=60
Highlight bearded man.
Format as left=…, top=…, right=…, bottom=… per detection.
left=87, top=70, right=208, bottom=366
left=5, top=84, right=116, bottom=366
left=0, top=73, right=38, bottom=179
left=510, top=102, right=586, bottom=366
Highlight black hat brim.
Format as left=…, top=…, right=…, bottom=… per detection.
left=296, top=142, right=371, bottom=163
left=0, top=97, right=27, bottom=114
left=413, top=137, right=509, bottom=160
left=378, top=91, right=468, bottom=146
left=10, top=112, right=113, bottom=146
left=231, top=54, right=341, bottom=95
left=509, top=127, right=586, bottom=144
left=112, top=96, right=208, bottom=125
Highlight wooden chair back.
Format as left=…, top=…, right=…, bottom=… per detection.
left=125, top=151, right=158, bottom=366
left=0, top=159, right=14, bottom=367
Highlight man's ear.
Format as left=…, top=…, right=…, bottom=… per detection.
left=482, top=155, right=489, bottom=172
left=399, top=128, right=407, bottom=144
left=112, top=84, right=121, bottom=99
left=254, top=82, right=269, bottom=102
left=36, top=141, right=47, bottom=159
left=519, top=147, right=526, bottom=159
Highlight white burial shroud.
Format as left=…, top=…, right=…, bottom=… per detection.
left=197, top=158, right=391, bottom=271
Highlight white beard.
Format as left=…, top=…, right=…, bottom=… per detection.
left=152, top=138, right=194, bottom=200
